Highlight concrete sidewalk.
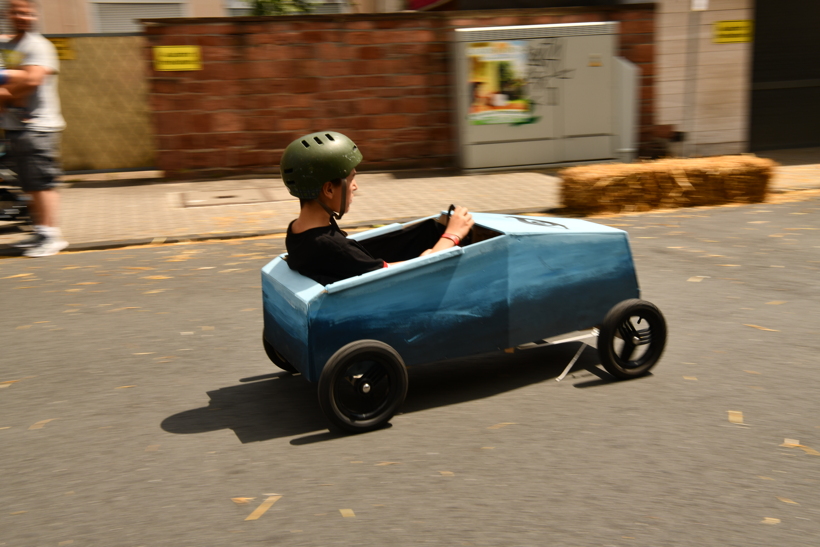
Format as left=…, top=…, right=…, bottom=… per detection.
left=0, top=170, right=564, bottom=250
left=1, top=147, right=819, bottom=252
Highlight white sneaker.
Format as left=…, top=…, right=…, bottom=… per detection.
left=11, top=231, right=46, bottom=249
left=24, top=236, right=69, bottom=257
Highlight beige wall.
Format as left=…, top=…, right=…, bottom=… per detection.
left=36, top=1, right=403, bottom=34
left=655, top=0, right=753, bottom=156
left=189, top=0, right=226, bottom=17
left=38, top=1, right=225, bottom=34
left=39, top=0, right=92, bottom=34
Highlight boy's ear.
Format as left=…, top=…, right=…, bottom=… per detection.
left=320, top=181, right=334, bottom=198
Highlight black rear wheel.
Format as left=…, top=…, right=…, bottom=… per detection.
left=318, top=340, right=408, bottom=434
left=598, top=299, right=667, bottom=379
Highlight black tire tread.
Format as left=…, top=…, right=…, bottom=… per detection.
left=318, top=339, right=408, bottom=434
left=598, top=299, right=666, bottom=380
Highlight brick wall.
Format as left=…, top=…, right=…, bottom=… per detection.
left=143, top=5, right=655, bottom=179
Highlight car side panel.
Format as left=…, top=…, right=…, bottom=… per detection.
left=507, top=231, right=639, bottom=344
left=306, top=236, right=511, bottom=379
left=261, top=259, right=318, bottom=376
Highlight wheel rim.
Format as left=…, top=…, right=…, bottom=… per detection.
left=332, top=358, right=395, bottom=422
left=610, top=312, right=659, bottom=369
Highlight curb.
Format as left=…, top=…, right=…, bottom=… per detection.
left=4, top=185, right=819, bottom=255
left=0, top=206, right=561, bottom=255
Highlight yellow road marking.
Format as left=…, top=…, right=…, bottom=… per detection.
left=28, top=419, right=55, bottom=430
left=116, top=385, right=136, bottom=389
left=439, top=471, right=454, bottom=476
left=757, top=476, right=774, bottom=480
left=487, top=422, right=517, bottom=430
left=744, top=370, right=761, bottom=374
left=245, top=495, right=281, bottom=521
left=3, top=273, right=32, bottom=278
left=232, top=497, right=255, bottom=505
left=761, top=517, right=780, bottom=525
left=683, top=376, right=698, bottom=381
left=744, top=324, right=779, bottom=332
left=766, top=301, right=787, bottom=305
left=142, top=275, right=173, bottom=280
left=777, top=497, right=799, bottom=505
left=727, top=411, right=743, bottom=424
left=339, top=509, right=355, bottom=518
left=375, top=462, right=400, bottom=466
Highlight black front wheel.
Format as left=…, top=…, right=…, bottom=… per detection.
left=262, top=334, right=297, bottom=373
left=318, top=340, right=408, bottom=434
left=598, top=299, right=667, bottom=379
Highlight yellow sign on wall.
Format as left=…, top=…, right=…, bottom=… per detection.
left=153, top=46, right=202, bottom=71
left=48, top=38, right=75, bottom=60
left=714, top=20, right=754, bottom=43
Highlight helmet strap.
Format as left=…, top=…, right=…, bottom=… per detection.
left=318, top=177, right=349, bottom=221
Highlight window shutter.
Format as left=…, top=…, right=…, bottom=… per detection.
left=96, top=3, right=184, bottom=33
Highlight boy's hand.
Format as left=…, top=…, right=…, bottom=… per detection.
left=445, top=205, right=474, bottom=240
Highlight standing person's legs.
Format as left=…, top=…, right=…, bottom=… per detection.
left=9, top=130, right=67, bottom=257
left=29, top=188, right=60, bottom=227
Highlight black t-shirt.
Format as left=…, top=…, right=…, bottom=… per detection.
left=286, top=222, right=385, bottom=285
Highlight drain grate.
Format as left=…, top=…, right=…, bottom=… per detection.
left=181, top=188, right=293, bottom=207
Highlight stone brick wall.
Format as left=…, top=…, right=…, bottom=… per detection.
left=143, top=4, right=655, bottom=179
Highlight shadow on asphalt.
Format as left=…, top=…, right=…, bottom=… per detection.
left=161, top=343, right=619, bottom=445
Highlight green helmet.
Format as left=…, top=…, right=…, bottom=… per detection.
left=280, top=131, right=363, bottom=200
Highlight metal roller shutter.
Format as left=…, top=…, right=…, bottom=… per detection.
left=750, top=1, right=820, bottom=150
left=97, top=3, right=184, bottom=33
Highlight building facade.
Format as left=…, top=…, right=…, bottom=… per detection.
left=36, top=0, right=403, bottom=34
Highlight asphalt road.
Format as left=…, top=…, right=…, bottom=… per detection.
left=2, top=196, right=819, bottom=547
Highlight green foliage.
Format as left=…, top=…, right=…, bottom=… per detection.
left=245, top=0, right=314, bottom=15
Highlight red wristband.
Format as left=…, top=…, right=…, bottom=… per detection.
left=441, top=233, right=461, bottom=246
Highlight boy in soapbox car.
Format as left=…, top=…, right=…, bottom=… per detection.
left=262, top=132, right=667, bottom=434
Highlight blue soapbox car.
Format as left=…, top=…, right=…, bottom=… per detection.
left=261, top=212, right=666, bottom=433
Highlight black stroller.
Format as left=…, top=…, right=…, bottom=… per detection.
left=0, top=140, right=31, bottom=227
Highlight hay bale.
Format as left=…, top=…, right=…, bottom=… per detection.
left=560, top=156, right=777, bottom=214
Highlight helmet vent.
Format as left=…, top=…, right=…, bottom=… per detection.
left=301, top=140, right=310, bottom=148
left=314, top=136, right=323, bottom=145
left=326, top=133, right=335, bottom=141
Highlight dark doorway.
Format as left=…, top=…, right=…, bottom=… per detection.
left=750, top=1, right=820, bottom=150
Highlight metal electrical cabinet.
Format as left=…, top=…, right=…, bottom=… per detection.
left=453, top=22, right=639, bottom=170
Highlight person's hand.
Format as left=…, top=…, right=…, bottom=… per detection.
left=445, top=206, right=473, bottom=240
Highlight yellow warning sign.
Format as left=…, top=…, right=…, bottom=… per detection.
left=714, top=20, right=753, bottom=43
left=47, top=38, right=75, bottom=60
left=153, top=46, right=202, bottom=71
